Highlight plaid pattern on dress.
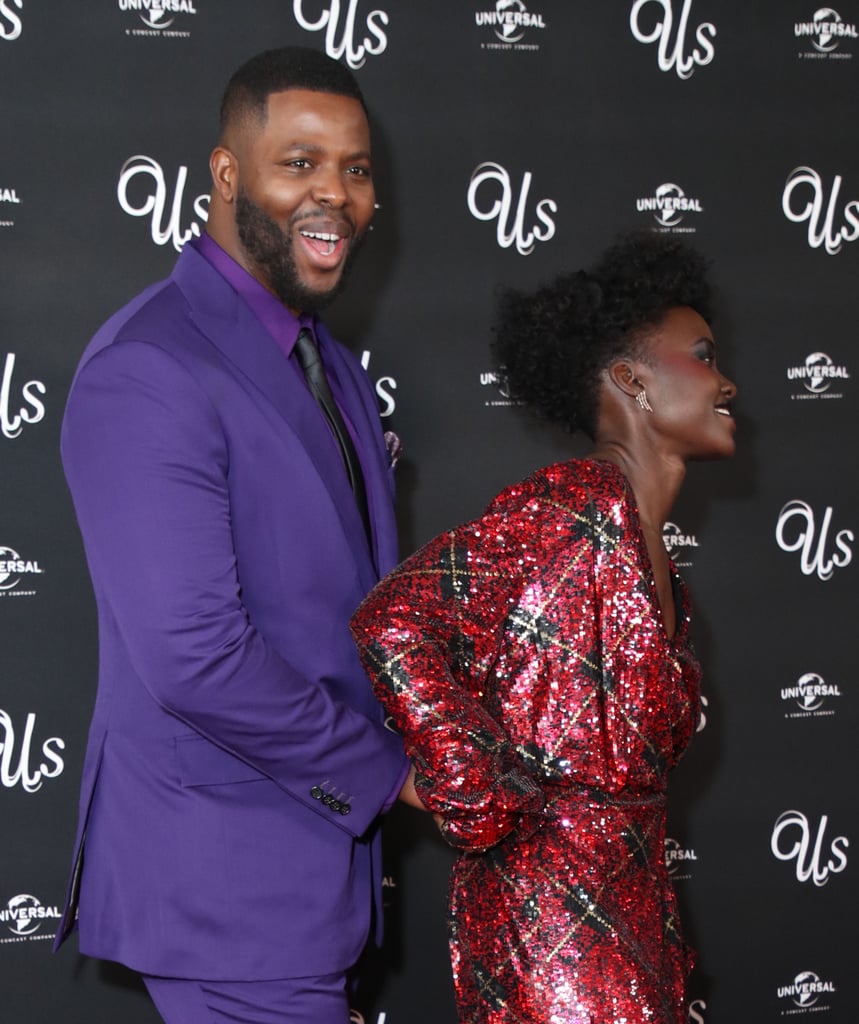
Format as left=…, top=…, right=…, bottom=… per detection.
left=352, top=459, right=701, bottom=1024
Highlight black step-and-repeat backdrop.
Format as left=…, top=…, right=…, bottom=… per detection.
left=2, top=2, right=856, bottom=1022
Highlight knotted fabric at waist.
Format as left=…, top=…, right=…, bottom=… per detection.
left=541, top=781, right=667, bottom=819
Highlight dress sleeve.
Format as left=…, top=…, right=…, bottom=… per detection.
left=350, top=499, right=547, bottom=851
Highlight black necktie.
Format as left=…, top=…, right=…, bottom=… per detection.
left=293, top=327, right=372, bottom=546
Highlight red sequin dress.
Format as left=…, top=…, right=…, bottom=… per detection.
left=351, top=459, right=701, bottom=1024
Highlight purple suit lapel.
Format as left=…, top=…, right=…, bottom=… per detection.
left=315, top=322, right=399, bottom=576
left=171, top=246, right=382, bottom=593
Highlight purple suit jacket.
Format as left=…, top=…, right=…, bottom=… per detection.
left=54, top=244, right=407, bottom=980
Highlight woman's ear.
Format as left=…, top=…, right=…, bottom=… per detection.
left=605, top=360, right=642, bottom=399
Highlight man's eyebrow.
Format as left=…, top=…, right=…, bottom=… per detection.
left=277, top=143, right=371, bottom=156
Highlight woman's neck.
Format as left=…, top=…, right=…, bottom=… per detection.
left=590, top=442, right=686, bottom=528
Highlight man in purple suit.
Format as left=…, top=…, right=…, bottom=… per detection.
left=54, top=47, right=417, bottom=1023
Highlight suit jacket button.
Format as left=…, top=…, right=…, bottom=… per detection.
left=339, top=803, right=352, bottom=816
left=322, top=794, right=334, bottom=806
left=311, top=786, right=323, bottom=800
left=329, top=799, right=342, bottom=812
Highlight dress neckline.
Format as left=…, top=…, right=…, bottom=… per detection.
left=581, top=457, right=687, bottom=646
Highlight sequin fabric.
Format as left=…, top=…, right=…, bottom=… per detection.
left=351, top=459, right=701, bottom=1024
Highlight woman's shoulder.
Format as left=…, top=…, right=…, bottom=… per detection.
left=544, top=457, right=629, bottom=494
left=486, top=457, right=630, bottom=516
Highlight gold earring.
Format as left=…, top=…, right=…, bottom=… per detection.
left=636, top=389, right=653, bottom=413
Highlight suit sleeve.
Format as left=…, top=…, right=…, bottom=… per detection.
left=350, top=500, right=549, bottom=852
left=62, top=338, right=405, bottom=837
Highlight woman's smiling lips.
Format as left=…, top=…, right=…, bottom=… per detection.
left=714, top=401, right=735, bottom=425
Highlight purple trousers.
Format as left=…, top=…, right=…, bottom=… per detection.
left=143, top=972, right=349, bottom=1023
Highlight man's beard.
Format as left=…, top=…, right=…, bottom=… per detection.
left=235, top=188, right=363, bottom=313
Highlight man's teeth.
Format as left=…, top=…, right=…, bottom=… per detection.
left=715, top=407, right=731, bottom=416
left=300, top=230, right=340, bottom=256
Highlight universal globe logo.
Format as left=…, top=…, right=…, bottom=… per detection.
left=786, top=351, right=849, bottom=400
left=4, top=896, right=41, bottom=935
left=475, top=1, right=547, bottom=46
left=781, top=671, right=842, bottom=718
left=664, top=837, right=697, bottom=879
left=795, top=7, right=857, bottom=56
left=636, top=183, right=703, bottom=232
left=777, top=970, right=836, bottom=1010
left=0, top=894, right=61, bottom=940
left=0, top=546, right=43, bottom=596
left=479, top=367, right=523, bottom=408
left=662, top=521, right=699, bottom=567
left=118, top=0, right=197, bottom=34
left=797, top=352, right=842, bottom=393
left=792, top=672, right=829, bottom=710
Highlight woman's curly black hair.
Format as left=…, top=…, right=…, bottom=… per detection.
left=491, top=231, right=713, bottom=439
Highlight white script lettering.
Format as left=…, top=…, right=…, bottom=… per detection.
left=1, top=353, right=46, bottom=439
left=0, top=710, right=65, bottom=793
left=467, top=162, right=557, bottom=256
left=293, top=0, right=388, bottom=69
left=117, top=155, right=209, bottom=252
left=775, top=499, right=853, bottom=580
left=630, top=0, right=716, bottom=79
left=771, top=810, right=849, bottom=886
left=783, top=166, right=859, bottom=255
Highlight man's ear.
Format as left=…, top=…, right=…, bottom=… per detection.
left=210, top=147, right=238, bottom=204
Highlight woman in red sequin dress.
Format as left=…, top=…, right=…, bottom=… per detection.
left=351, top=233, right=737, bottom=1024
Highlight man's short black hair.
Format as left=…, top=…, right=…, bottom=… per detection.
left=219, top=46, right=367, bottom=139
